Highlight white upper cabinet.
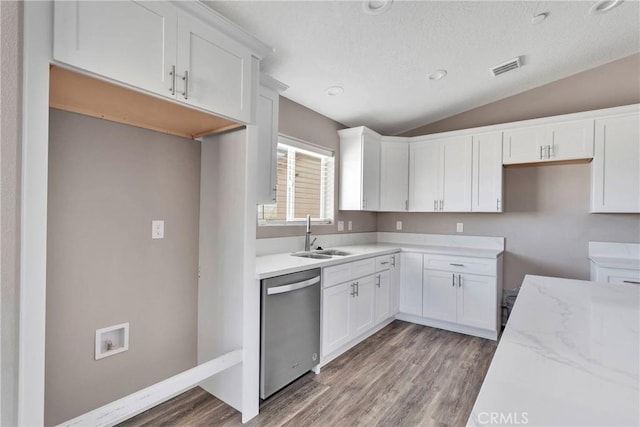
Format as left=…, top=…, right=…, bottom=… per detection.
left=54, top=1, right=178, bottom=97
left=339, top=127, right=381, bottom=211
left=409, top=136, right=472, bottom=212
left=503, top=119, right=594, bottom=164
left=591, top=113, right=640, bottom=213
left=379, top=139, right=409, bottom=211
left=53, top=0, right=264, bottom=123
left=176, top=12, right=253, bottom=122
left=256, top=76, right=287, bottom=205
left=472, top=132, right=503, bottom=212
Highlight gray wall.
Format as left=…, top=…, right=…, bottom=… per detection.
left=378, top=53, right=640, bottom=289
left=402, top=53, right=640, bottom=136
left=0, top=1, right=22, bottom=426
left=256, top=97, right=377, bottom=239
left=46, top=109, right=201, bottom=425
left=378, top=164, right=640, bottom=289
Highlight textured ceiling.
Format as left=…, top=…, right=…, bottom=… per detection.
left=205, top=1, right=640, bottom=135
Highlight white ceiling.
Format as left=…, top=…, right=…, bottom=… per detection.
left=205, top=1, right=640, bottom=135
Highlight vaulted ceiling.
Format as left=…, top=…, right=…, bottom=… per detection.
left=206, top=1, right=640, bottom=134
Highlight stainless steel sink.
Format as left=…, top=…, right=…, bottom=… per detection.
left=316, top=249, right=352, bottom=256
left=291, top=252, right=332, bottom=259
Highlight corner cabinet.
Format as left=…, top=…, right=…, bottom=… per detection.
left=397, top=253, right=503, bottom=341
left=591, top=112, right=640, bottom=213
left=53, top=0, right=266, bottom=124
left=256, top=75, right=288, bottom=205
left=379, top=139, right=410, bottom=212
left=338, top=127, right=381, bottom=211
left=472, top=132, right=503, bottom=212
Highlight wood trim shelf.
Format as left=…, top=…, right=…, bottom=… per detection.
left=49, top=66, right=243, bottom=140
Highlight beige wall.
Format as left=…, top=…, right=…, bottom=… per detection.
left=402, top=53, right=640, bottom=136
left=378, top=53, right=640, bottom=290
left=257, top=97, right=377, bottom=238
left=0, top=2, right=22, bottom=426
left=46, top=109, right=201, bottom=425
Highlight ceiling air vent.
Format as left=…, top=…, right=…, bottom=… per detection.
left=491, top=57, right=522, bottom=77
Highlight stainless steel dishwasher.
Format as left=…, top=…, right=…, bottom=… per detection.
left=260, top=268, right=321, bottom=399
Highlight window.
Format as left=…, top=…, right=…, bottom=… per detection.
left=258, top=136, right=334, bottom=225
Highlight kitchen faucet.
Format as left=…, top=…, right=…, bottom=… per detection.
left=304, top=214, right=316, bottom=251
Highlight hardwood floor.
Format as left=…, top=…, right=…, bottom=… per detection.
left=120, top=321, right=497, bottom=427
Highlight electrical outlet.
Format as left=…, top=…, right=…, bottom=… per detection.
left=152, top=220, right=164, bottom=239
left=456, top=222, right=463, bottom=233
left=396, top=221, right=402, bottom=230
left=348, top=220, right=353, bottom=231
left=337, top=221, right=344, bottom=231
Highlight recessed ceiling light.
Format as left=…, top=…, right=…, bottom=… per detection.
left=428, top=70, right=448, bottom=81
left=589, top=0, right=624, bottom=15
left=326, top=86, right=344, bottom=96
left=531, top=12, right=549, bottom=25
left=363, top=0, right=393, bottom=15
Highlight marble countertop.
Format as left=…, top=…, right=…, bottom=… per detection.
left=256, top=243, right=503, bottom=279
left=467, top=275, right=639, bottom=426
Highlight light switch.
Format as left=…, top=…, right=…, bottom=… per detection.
left=396, top=221, right=402, bottom=231
left=152, top=220, right=164, bottom=239
left=337, top=221, right=344, bottom=231
left=348, top=220, right=353, bottom=231
left=456, top=222, right=463, bottom=233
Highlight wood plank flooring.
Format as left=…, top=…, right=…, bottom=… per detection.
left=120, top=321, right=497, bottom=427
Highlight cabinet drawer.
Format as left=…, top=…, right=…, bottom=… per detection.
left=375, top=255, right=392, bottom=271
left=423, top=254, right=496, bottom=276
left=323, top=258, right=376, bottom=288
left=600, top=267, right=640, bottom=285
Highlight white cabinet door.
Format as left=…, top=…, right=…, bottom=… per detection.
left=472, top=132, right=503, bottom=212
left=380, top=140, right=409, bottom=211
left=591, top=114, right=640, bottom=213
left=389, top=254, right=401, bottom=316
left=352, top=275, right=376, bottom=337
left=322, top=282, right=352, bottom=356
left=374, top=271, right=391, bottom=323
left=256, top=84, right=279, bottom=204
left=362, top=137, right=381, bottom=211
left=53, top=0, right=177, bottom=97
left=409, top=141, right=440, bottom=212
left=546, top=119, right=594, bottom=161
left=456, top=273, right=496, bottom=330
left=441, top=136, right=472, bottom=212
left=177, top=12, right=253, bottom=123
left=400, top=253, right=423, bottom=316
left=423, top=270, right=457, bottom=323
left=503, top=126, right=545, bottom=164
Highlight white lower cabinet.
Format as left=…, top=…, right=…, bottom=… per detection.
left=389, top=254, right=401, bottom=316
left=321, top=253, right=399, bottom=359
left=399, top=253, right=502, bottom=340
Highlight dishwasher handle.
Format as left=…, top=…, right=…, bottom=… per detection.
left=266, top=276, right=320, bottom=295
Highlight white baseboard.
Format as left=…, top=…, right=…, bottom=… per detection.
left=58, top=349, right=242, bottom=427
left=395, top=313, right=497, bottom=341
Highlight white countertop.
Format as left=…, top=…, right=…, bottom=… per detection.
left=589, top=255, right=640, bottom=270
left=256, top=243, right=504, bottom=279
left=467, top=275, right=639, bottom=426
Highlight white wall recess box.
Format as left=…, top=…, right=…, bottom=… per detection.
left=95, top=322, right=129, bottom=360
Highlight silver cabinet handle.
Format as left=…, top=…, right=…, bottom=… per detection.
left=433, top=200, right=437, bottom=211
left=350, top=283, right=356, bottom=298
left=623, top=280, right=640, bottom=284
left=391, top=255, right=396, bottom=267
left=450, top=263, right=464, bottom=267
left=497, top=198, right=501, bottom=211
left=182, top=70, right=189, bottom=100
left=355, top=281, right=359, bottom=296
left=539, top=145, right=543, bottom=159
left=267, top=276, right=320, bottom=295
left=548, top=144, right=554, bottom=158
left=169, top=65, right=176, bottom=96
left=405, top=200, right=408, bottom=211
left=439, top=200, right=443, bottom=211
left=380, top=261, right=389, bottom=265
left=376, top=274, right=380, bottom=287
left=452, top=274, right=455, bottom=287
left=363, top=199, right=367, bottom=210
left=458, top=274, right=462, bottom=287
